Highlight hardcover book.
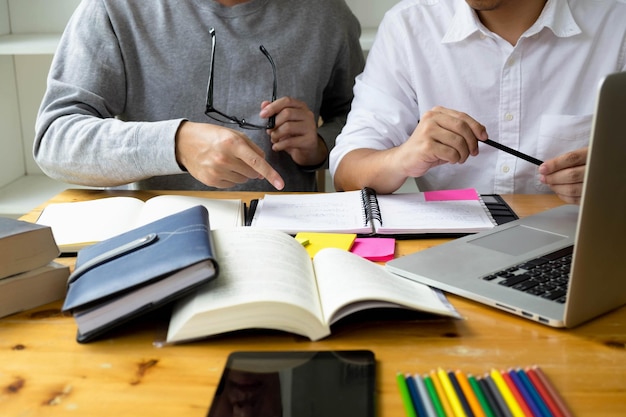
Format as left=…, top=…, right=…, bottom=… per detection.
left=0, top=262, right=69, bottom=318
left=0, top=217, right=60, bottom=279
left=63, top=205, right=219, bottom=343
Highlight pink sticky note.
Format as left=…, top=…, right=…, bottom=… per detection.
left=423, top=188, right=479, bottom=201
left=350, top=237, right=395, bottom=262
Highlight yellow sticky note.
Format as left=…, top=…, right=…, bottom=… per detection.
left=295, top=232, right=357, bottom=258
left=295, top=237, right=310, bottom=246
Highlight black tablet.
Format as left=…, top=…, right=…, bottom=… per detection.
left=207, top=350, right=376, bottom=417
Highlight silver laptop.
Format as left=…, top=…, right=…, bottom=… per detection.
left=386, top=72, right=626, bottom=328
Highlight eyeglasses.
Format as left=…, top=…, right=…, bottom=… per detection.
left=205, top=28, right=277, bottom=130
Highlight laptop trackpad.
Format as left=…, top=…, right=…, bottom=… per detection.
left=468, top=225, right=567, bottom=256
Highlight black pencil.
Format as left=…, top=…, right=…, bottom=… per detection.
left=482, top=139, right=544, bottom=166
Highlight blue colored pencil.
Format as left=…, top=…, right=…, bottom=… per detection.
left=406, top=373, right=428, bottom=417
left=515, top=368, right=551, bottom=417
left=414, top=374, right=438, bottom=417
left=508, top=369, right=544, bottom=417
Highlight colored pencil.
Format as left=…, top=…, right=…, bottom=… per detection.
left=455, top=370, right=487, bottom=417
left=397, top=372, right=418, bottom=417
left=515, top=369, right=551, bottom=417
left=478, top=377, right=506, bottom=417
left=448, top=370, right=475, bottom=417
left=490, top=369, right=525, bottom=417
left=415, top=374, right=439, bottom=417
left=424, top=374, right=447, bottom=417
left=530, top=366, right=574, bottom=417
left=501, top=370, right=533, bottom=417
left=508, top=369, right=543, bottom=417
left=468, top=374, right=495, bottom=417
left=431, top=369, right=455, bottom=417
left=484, top=374, right=513, bottom=417
left=437, top=368, right=468, bottom=417
left=406, top=373, right=428, bottom=417
left=526, top=367, right=573, bottom=417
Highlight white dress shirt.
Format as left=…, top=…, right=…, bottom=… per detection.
left=330, top=0, right=626, bottom=194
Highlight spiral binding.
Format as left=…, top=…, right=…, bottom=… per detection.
left=360, top=187, right=383, bottom=228
left=477, top=195, right=498, bottom=226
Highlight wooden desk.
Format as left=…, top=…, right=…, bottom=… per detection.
left=2, top=190, right=625, bottom=416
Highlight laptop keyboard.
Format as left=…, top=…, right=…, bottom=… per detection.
left=481, top=246, right=574, bottom=304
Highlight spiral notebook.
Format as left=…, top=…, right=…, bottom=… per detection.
left=249, top=188, right=505, bottom=237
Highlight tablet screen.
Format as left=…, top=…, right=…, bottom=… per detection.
left=207, top=350, right=376, bottom=417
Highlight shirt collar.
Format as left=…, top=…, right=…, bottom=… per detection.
left=442, top=0, right=581, bottom=44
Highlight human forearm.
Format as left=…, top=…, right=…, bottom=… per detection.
left=333, top=148, right=409, bottom=194
left=34, top=114, right=184, bottom=187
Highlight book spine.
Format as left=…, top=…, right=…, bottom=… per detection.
left=361, top=187, right=383, bottom=233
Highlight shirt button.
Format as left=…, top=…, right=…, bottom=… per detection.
left=502, top=165, right=511, bottom=173
left=504, top=113, right=514, bottom=121
left=507, top=58, right=515, bottom=67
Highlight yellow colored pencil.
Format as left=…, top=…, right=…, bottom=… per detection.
left=490, top=369, right=526, bottom=417
left=437, top=367, right=467, bottom=417
left=430, top=369, right=455, bottom=417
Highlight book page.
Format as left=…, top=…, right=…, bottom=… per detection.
left=376, top=193, right=495, bottom=234
left=167, top=228, right=329, bottom=342
left=36, top=197, right=145, bottom=249
left=250, top=191, right=369, bottom=234
left=312, top=248, right=461, bottom=324
left=138, top=195, right=244, bottom=229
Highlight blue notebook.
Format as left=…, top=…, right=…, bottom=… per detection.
left=62, top=205, right=218, bottom=343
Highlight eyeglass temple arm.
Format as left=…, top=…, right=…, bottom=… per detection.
left=259, top=45, right=277, bottom=129
left=206, top=28, right=217, bottom=111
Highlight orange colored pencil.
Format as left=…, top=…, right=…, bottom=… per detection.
left=430, top=369, right=455, bottom=417
left=455, top=369, right=486, bottom=417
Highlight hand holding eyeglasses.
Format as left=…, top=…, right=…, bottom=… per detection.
left=260, top=97, right=328, bottom=168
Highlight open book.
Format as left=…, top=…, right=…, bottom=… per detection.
left=166, top=228, right=461, bottom=343
left=250, top=188, right=497, bottom=236
left=36, top=195, right=244, bottom=253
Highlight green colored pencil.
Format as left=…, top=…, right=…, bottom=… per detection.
left=396, top=372, right=418, bottom=417
left=468, top=373, right=496, bottom=417
left=423, top=374, right=447, bottom=417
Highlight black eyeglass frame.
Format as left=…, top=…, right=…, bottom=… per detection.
left=205, top=28, right=277, bottom=130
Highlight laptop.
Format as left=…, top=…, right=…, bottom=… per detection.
left=386, top=71, right=626, bottom=328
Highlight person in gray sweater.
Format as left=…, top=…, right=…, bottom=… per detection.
left=34, top=0, right=364, bottom=192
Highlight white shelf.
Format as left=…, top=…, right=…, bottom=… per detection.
left=0, top=33, right=60, bottom=55
left=0, top=175, right=97, bottom=219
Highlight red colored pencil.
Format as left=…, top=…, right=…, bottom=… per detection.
left=501, top=369, right=532, bottom=417
left=529, top=366, right=574, bottom=417
left=525, top=367, right=568, bottom=417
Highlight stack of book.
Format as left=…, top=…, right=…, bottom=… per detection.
left=0, top=217, right=69, bottom=318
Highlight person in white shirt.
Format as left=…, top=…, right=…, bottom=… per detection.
left=330, top=0, right=626, bottom=204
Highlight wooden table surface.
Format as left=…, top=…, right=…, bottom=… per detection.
left=2, top=189, right=625, bottom=416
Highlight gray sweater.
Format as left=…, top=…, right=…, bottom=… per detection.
left=34, top=0, right=364, bottom=191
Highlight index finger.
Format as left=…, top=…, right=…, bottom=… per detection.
left=431, top=106, right=488, bottom=154
left=241, top=149, right=285, bottom=190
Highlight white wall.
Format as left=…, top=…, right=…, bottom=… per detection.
left=346, top=0, right=400, bottom=29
